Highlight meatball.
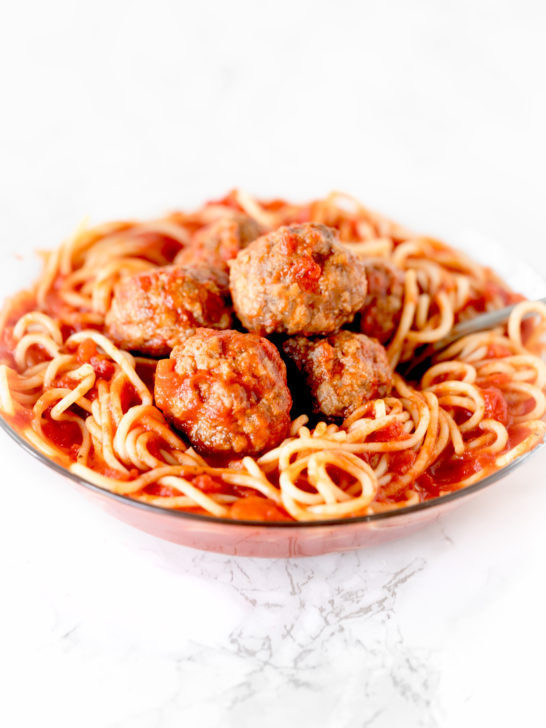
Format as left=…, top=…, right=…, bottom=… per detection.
left=154, top=329, right=292, bottom=455
left=283, top=331, right=393, bottom=419
left=359, top=259, right=405, bottom=343
left=174, top=214, right=263, bottom=273
left=229, top=223, right=368, bottom=335
left=105, top=265, right=231, bottom=356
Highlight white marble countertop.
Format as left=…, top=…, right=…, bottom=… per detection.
left=1, top=2, right=546, bottom=726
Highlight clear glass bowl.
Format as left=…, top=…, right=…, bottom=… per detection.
left=1, top=230, right=545, bottom=557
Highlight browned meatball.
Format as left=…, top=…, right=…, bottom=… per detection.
left=174, top=214, right=263, bottom=273
left=229, top=223, right=368, bottom=335
left=154, top=329, right=292, bottom=455
left=105, top=265, right=231, bottom=356
left=283, top=331, right=393, bottom=419
left=359, top=259, right=405, bottom=343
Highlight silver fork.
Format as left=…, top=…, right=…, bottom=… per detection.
left=399, top=296, right=546, bottom=377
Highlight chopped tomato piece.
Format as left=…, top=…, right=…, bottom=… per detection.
left=230, top=496, right=287, bottom=521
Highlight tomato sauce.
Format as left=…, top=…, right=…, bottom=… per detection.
left=41, top=415, right=82, bottom=458
left=480, top=386, right=509, bottom=426
left=7, top=407, right=33, bottom=430
left=230, top=495, right=288, bottom=521
left=86, top=452, right=139, bottom=481
left=277, top=228, right=324, bottom=291
left=0, top=293, right=37, bottom=366
left=191, top=474, right=223, bottom=493
left=119, top=380, right=141, bottom=412
left=75, top=339, right=116, bottom=379
left=388, top=449, right=418, bottom=475
left=507, top=423, right=532, bottom=449
left=478, top=372, right=511, bottom=388
left=143, top=483, right=179, bottom=498
left=369, top=420, right=409, bottom=443
left=415, top=473, right=443, bottom=499
left=464, top=281, right=525, bottom=314
left=412, top=385, right=519, bottom=496
left=520, top=317, right=536, bottom=346
left=135, top=359, right=157, bottom=390
left=292, top=258, right=322, bottom=291
left=485, top=343, right=512, bottom=358
left=416, top=449, right=496, bottom=496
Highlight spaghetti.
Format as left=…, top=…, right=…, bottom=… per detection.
left=1, top=191, right=545, bottom=522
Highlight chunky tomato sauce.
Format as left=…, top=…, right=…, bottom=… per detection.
left=40, top=413, right=82, bottom=458
left=485, top=343, right=513, bottom=359
left=7, top=407, right=33, bottom=430
left=292, top=258, right=322, bottom=291
left=369, top=420, right=409, bottom=443
left=75, top=339, right=116, bottom=379
left=389, top=449, right=418, bottom=476
left=143, top=482, right=180, bottom=498
left=507, top=423, right=533, bottom=449
left=480, top=386, right=509, bottom=425
left=277, top=228, right=326, bottom=292
left=390, top=381, right=532, bottom=499
left=427, top=449, right=496, bottom=488
left=230, top=495, right=287, bottom=521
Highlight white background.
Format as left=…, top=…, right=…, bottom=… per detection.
left=1, top=2, right=546, bottom=726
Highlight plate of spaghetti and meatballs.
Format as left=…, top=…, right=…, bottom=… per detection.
left=1, top=190, right=545, bottom=556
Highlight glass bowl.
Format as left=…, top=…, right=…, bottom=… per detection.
left=1, top=230, right=545, bottom=557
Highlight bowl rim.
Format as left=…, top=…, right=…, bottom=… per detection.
left=1, top=412, right=543, bottom=528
